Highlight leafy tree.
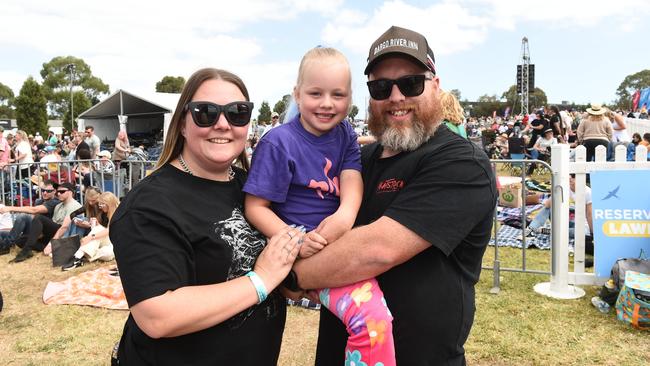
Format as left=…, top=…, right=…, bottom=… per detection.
left=449, top=89, right=462, bottom=101
left=156, top=76, right=185, bottom=93
left=472, top=94, right=504, bottom=118
left=62, top=92, right=91, bottom=132
left=501, top=85, right=548, bottom=113
left=257, top=101, right=272, bottom=123
left=40, top=56, right=109, bottom=118
left=0, top=82, right=15, bottom=118
left=615, top=69, right=650, bottom=109
left=15, top=77, right=48, bottom=135
left=273, top=94, right=292, bottom=116
left=348, top=105, right=359, bottom=120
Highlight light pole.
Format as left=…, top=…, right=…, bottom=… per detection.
left=66, top=63, right=76, bottom=129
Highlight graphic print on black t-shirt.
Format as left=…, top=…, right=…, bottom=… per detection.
left=212, top=206, right=272, bottom=329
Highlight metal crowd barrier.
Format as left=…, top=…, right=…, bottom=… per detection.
left=0, top=159, right=157, bottom=206
left=484, top=158, right=554, bottom=294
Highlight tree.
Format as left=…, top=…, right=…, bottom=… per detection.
left=348, top=105, right=359, bottom=120
left=40, top=56, right=109, bottom=118
left=501, top=85, right=548, bottom=114
left=615, top=69, right=650, bottom=109
left=273, top=94, right=291, bottom=116
left=156, top=76, right=185, bottom=93
left=449, top=89, right=462, bottom=101
left=257, top=101, right=272, bottom=123
left=15, top=77, right=48, bottom=135
left=62, top=92, right=91, bottom=132
left=0, top=82, right=15, bottom=118
left=472, top=94, right=504, bottom=118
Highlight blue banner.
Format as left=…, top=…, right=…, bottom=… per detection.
left=591, top=170, right=650, bottom=278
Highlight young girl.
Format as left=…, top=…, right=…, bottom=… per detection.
left=244, top=47, right=395, bottom=366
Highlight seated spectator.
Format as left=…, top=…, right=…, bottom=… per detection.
left=626, top=133, right=642, bottom=161
left=9, top=182, right=82, bottom=263
left=640, top=133, right=650, bottom=148
left=530, top=128, right=557, bottom=161
left=522, top=175, right=592, bottom=242
left=62, top=192, right=119, bottom=270
left=43, top=186, right=102, bottom=256
left=0, top=180, right=60, bottom=254
left=494, top=133, right=509, bottom=158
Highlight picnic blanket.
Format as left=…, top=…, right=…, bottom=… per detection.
left=489, top=224, right=576, bottom=250
left=43, top=267, right=127, bottom=310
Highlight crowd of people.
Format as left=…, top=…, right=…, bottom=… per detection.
left=2, top=23, right=648, bottom=366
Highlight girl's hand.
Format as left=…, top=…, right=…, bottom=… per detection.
left=299, top=230, right=328, bottom=258
left=253, top=226, right=304, bottom=292
left=314, top=211, right=355, bottom=243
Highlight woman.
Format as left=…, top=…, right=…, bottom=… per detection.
left=62, top=191, right=118, bottom=270
left=14, top=130, right=33, bottom=179
left=110, top=68, right=302, bottom=365
left=577, top=104, right=613, bottom=162
left=112, top=130, right=131, bottom=164
left=530, top=128, right=557, bottom=161
left=548, top=105, right=565, bottom=143
left=440, top=90, right=468, bottom=139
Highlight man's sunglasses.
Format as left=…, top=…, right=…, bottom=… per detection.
left=366, top=74, right=432, bottom=100
left=185, top=101, right=254, bottom=128
left=42, top=188, right=55, bottom=193
left=56, top=189, right=69, bottom=194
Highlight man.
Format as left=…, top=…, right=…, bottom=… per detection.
left=84, top=125, right=101, bottom=159
left=289, top=26, right=497, bottom=365
left=10, top=182, right=81, bottom=262
left=47, top=130, right=58, bottom=146
left=0, top=180, right=60, bottom=255
left=261, top=112, right=280, bottom=137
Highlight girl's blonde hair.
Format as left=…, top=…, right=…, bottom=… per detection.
left=98, top=192, right=120, bottom=221
left=440, top=91, right=465, bottom=125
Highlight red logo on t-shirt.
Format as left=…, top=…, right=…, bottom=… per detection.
left=376, top=178, right=405, bottom=193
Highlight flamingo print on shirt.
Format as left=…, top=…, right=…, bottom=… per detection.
left=308, top=158, right=340, bottom=199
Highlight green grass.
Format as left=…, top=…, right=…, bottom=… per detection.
left=1, top=246, right=648, bottom=366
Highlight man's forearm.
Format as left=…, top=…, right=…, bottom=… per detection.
left=293, top=216, right=431, bottom=290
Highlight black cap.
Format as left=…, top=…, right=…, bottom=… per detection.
left=365, top=25, right=436, bottom=75
left=58, top=182, right=76, bottom=191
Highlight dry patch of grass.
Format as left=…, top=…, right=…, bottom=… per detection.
left=1, top=246, right=648, bottom=365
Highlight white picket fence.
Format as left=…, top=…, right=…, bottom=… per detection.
left=534, top=143, right=650, bottom=299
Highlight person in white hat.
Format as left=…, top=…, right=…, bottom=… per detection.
left=261, top=112, right=280, bottom=137
left=576, top=103, right=613, bottom=162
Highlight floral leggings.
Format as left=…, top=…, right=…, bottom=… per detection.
left=318, top=278, right=395, bottom=366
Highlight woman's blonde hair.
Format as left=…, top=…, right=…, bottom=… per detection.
left=155, top=68, right=251, bottom=171
left=16, top=130, right=28, bottom=140
left=440, top=91, right=465, bottom=125
left=98, top=192, right=119, bottom=221
left=83, top=187, right=102, bottom=218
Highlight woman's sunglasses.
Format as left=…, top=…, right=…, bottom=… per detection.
left=366, top=74, right=432, bottom=100
left=185, top=101, right=254, bottom=128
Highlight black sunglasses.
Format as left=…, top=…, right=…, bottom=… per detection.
left=56, top=189, right=69, bottom=194
left=367, top=74, right=433, bottom=100
left=42, top=188, right=55, bottom=193
left=185, top=101, right=254, bottom=128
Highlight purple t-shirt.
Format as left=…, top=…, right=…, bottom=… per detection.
left=243, top=115, right=361, bottom=231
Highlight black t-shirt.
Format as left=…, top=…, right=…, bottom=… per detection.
left=110, top=164, right=286, bottom=366
left=315, top=127, right=497, bottom=366
left=35, top=198, right=61, bottom=218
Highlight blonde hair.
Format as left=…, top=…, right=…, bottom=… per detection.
left=296, top=47, right=352, bottom=91
left=440, top=91, right=465, bottom=125
left=156, top=68, right=250, bottom=171
left=16, top=130, right=28, bottom=140
left=98, top=192, right=120, bottom=221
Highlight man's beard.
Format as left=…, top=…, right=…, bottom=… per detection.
left=367, top=93, right=443, bottom=152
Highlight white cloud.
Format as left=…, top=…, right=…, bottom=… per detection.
left=323, top=0, right=489, bottom=58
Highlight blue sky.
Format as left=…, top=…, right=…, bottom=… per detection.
left=1, top=0, right=649, bottom=119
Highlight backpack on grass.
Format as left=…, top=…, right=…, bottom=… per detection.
left=615, top=271, right=650, bottom=330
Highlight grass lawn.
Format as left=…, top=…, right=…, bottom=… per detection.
left=0, top=245, right=648, bottom=366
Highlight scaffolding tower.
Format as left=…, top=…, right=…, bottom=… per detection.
left=518, top=37, right=530, bottom=115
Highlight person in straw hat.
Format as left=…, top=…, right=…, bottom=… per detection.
left=577, top=103, right=613, bottom=162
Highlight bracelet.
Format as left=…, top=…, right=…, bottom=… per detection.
left=246, top=271, right=268, bottom=304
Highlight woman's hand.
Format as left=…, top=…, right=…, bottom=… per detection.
left=253, top=226, right=304, bottom=292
